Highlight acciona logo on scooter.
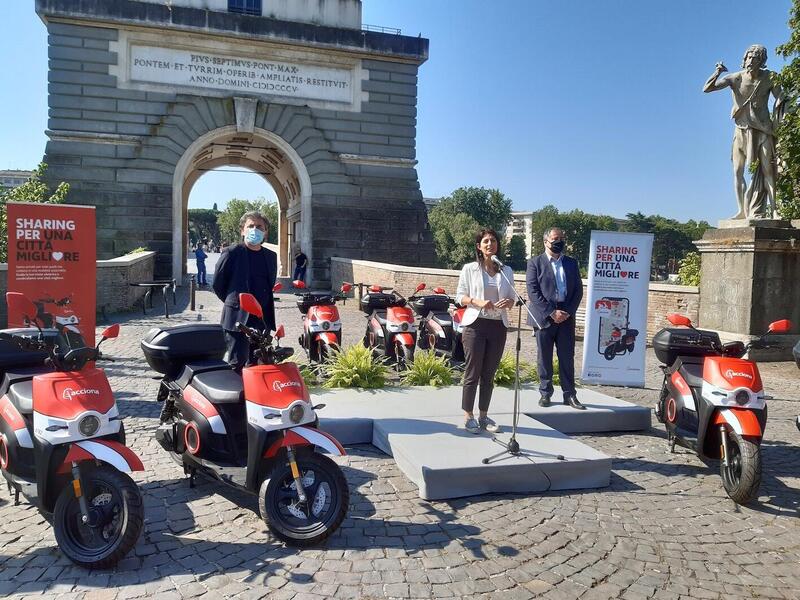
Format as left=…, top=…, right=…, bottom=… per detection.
left=62, top=388, right=101, bottom=400
left=724, top=369, right=752, bottom=380
left=272, top=380, right=301, bottom=393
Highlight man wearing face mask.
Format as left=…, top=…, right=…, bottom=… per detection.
left=212, top=211, right=277, bottom=369
left=526, top=227, right=585, bottom=410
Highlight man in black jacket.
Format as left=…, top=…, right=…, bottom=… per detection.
left=212, top=211, right=277, bottom=369
left=526, top=227, right=585, bottom=409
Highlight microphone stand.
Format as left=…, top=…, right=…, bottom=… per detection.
left=482, top=259, right=565, bottom=465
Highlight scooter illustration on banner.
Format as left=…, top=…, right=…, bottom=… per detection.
left=653, top=312, right=791, bottom=504
left=0, top=292, right=144, bottom=569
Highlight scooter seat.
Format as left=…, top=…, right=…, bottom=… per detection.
left=190, top=369, right=243, bottom=404
left=372, top=311, right=387, bottom=326
left=430, top=312, right=452, bottom=326
left=7, top=380, right=33, bottom=415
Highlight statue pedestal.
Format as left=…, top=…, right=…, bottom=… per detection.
left=695, top=224, right=800, bottom=361
left=717, top=218, right=792, bottom=229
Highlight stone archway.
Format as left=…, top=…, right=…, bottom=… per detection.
left=172, top=126, right=312, bottom=282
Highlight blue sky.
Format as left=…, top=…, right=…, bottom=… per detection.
left=0, top=1, right=794, bottom=223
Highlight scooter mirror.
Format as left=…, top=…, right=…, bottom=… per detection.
left=667, top=313, right=692, bottom=327
left=6, top=292, right=37, bottom=323
left=768, top=319, right=792, bottom=333
left=415, top=283, right=426, bottom=292
left=239, top=293, right=263, bottom=318
left=369, top=285, right=382, bottom=293
left=272, top=282, right=283, bottom=292
left=433, top=287, right=446, bottom=294
left=100, top=324, right=120, bottom=340
left=293, top=280, right=306, bottom=289
left=275, top=325, right=285, bottom=339
left=343, top=281, right=354, bottom=287
left=341, top=283, right=352, bottom=293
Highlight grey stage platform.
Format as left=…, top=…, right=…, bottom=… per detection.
left=316, top=386, right=650, bottom=500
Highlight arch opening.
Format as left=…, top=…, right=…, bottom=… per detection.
left=172, top=126, right=312, bottom=284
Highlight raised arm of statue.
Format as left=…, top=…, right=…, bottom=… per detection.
left=703, top=62, right=730, bottom=93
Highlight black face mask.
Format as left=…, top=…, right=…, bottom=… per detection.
left=549, top=240, right=565, bottom=254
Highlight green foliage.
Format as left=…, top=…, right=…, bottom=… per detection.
left=0, top=163, right=69, bottom=262
left=505, top=234, right=528, bottom=270
left=216, top=198, right=279, bottom=245
left=188, top=208, right=220, bottom=245
left=428, top=202, right=480, bottom=268
left=492, top=353, right=536, bottom=386
left=400, top=350, right=456, bottom=386
left=428, top=187, right=513, bottom=268
left=290, top=362, right=319, bottom=389
left=524, top=359, right=560, bottom=385
left=322, top=344, right=389, bottom=389
left=777, top=1, right=800, bottom=219
left=528, top=205, right=620, bottom=269
left=677, top=252, right=701, bottom=286
left=623, top=212, right=711, bottom=275
left=126, top=246, right=148, bottom=254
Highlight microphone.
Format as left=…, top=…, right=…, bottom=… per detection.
left=491, top=255, right=504, bottom=268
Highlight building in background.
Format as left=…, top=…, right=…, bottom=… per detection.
left=506, top=211, right=534, bottom=257
left=423, top=197, right=442, bottom=211
left=0, top=170, right=33, bottom=191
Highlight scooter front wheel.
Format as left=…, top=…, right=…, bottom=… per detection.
left=259, top=452, right=349, bottom=546
left=720, top=429, right=762, bottom=505
left=317, top=340, right=338, bottom=363
left=603, top=345, right=616, bottom=361
left=53, top=464, right=144, bottom=569
left=395, top=343, right=414, bottom=372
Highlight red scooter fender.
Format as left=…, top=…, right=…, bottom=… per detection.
left=264, top=426, right=346, bottom=459
left=712, top=408, right=762, bottom=439
left=57, top=439, right=145, bottom=474
left=394, top=333, right=415, bottom=347
left=314, top=332, right=339, bottom=346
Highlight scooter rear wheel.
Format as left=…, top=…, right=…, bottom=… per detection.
left=53, top=464, right=143, bottom=569
left=720, top=429, right=762, bottom=505
left=259, top=452, right=349, bottom=547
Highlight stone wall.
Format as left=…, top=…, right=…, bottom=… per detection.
left=0, top=251, right=156, bottom=327
left=331, top=257, right=700, bottom=341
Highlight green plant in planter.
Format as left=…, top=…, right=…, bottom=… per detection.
left=322, top=344, right=389, bottom=389
left=527, top=358, right=561, bottom=386
left=400, top=350, right=456, bottom=387
left=492, top=353, right=536, bottom=386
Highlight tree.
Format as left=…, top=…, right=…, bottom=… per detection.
left=188, top=208, right=220, bottom=245
left=505, top=234, right=528, bottom=271
left=0, top=163, right=69, bottom=262
left=217, top=198, right=279, bottom=245
left=446, top=187, right=513, bottom=233
left=528, top=205, right=618, bottom=269
left=776, top=1, right=800, bottom=219
left=428, top=200, right=480, bottom=268
left=528, top=205, right=561, bottom=257
left=678, top=252, right=701, bottom=286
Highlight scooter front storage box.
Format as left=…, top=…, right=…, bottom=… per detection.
left=652, top=327, right=721, bottom=365
left=296, top=293, right=335, bottom=314
left=412, top=295, right=450, bottom=315
left=141, top=324, right=227, bottom=376
left=360, top=292, right=395, bottom=313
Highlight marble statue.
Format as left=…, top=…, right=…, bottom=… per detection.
left=703, top=44, right=785, bottom=219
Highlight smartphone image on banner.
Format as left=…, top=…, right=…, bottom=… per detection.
left=597, top=297, right=630, bottom=354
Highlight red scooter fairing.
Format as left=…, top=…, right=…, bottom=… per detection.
left=712, top=409, right=763, bottom=438
left=57, top=439, right=145, bottom=474
left=244, top=363, right=311, bottom=409
left=394, top=333, right=415, bottom=347
left=183, top=386, right=227, bottom=434
left=264, top=426, right=346, bottom=459
left=316, top=332, right=339, bottom=345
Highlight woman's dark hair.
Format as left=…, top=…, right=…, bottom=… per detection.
left=474, top=227, right=501, bottom=263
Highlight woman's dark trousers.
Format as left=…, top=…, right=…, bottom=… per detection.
left=461, top=318, right=507, bottom=412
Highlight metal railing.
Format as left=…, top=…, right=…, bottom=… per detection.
left=362, top=24, right=402, bottom=35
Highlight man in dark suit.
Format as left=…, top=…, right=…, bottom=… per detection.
left=212, top=211, right=277, bottom=369
left=526, top=227, right=585, bottom=409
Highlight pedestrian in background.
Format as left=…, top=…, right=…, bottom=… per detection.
left=293, top=247, right=308, bottom=283
left=194, top=242, right=208, bottom=287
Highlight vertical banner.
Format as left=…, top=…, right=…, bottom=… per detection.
left=581, top=231, right=653, bottom=387
left=7, top=202, right=96, bottom=345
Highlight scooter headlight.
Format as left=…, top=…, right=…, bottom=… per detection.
left=401, top=322, right=409, bottom=332
left=321, top=321, right=330, bottom=331
left=289, top=404, right=305, bottom=424
left=79, top=415, right=100, bottom=437
left=734, top=390, right=750, bottom=406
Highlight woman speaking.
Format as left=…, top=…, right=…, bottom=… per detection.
left=455, top=228, right=516, bottom=434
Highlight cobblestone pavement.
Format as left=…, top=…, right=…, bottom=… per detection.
left=2, top=284, right=799, bottom=599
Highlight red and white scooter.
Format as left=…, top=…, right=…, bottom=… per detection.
left=653, top=313, right=791, bottom=504
left=358, top=283, right=422, bottom=371
left=293, top=281, right=351, bottom=364
left=0, top=292, right=144, bottom=568
left=142, top=293, right=349, bottom=546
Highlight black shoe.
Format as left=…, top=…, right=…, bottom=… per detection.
left=538, top=394, right=552, bottom=407
left=563, top=393, right=586, bottom=410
